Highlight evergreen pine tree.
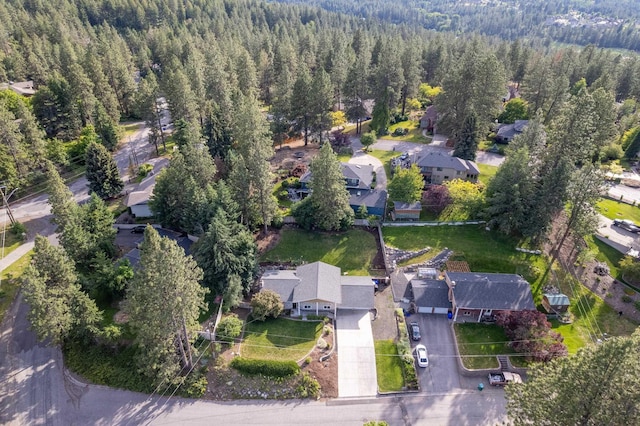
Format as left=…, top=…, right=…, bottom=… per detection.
left=85, top=141, right=124, bottom=199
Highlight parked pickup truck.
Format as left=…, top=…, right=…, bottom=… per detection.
left=488, top=372, right=522, bottom=386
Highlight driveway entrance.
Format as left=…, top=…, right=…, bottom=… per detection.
left=336, top=310, right=377, bottom=397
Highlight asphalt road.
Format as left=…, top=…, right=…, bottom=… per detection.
left=596, top=215, right=640, bottom=252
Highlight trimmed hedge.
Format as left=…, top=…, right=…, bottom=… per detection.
left=230, top=357, right=300, bottom=377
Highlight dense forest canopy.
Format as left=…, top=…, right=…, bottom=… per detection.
left=273, top=0, right=640, bottom=51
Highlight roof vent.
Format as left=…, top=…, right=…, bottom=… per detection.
left=357, top=191, right=361, bottom=196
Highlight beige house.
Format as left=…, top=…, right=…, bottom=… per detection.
left=413, top=152, right=479, bottom=185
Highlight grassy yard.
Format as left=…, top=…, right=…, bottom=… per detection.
left=261, top=229, right=378, bottom=275
left=550, top=319, right=586, bottom=354
left=477, top=163, right=499, bottom=186
left=241, top=318, right=323, bottom=361
left=0, top=231, right=25, bottom=258
left=383, top=120, right=431, bottom=144
left=382, top=225, right=549, bottom=300
left=453, top=323, right=508, bottom=369
left=367, top=149, right=401, bottom=179
left=551, top=268, right=638, bottom=343
left=596, top=198, right=640, bottom=223
left=584, top=234, right=624, bottom=280
left=0, top=250, right=33, bottom=324
left=374, top=340, right=405, bottom=392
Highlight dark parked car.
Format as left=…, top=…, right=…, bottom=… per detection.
left=131, top=225, right=147, bottom=234
left=613, top=219, right=640, bottom=233
left=410, top=322, right=421, bottom=341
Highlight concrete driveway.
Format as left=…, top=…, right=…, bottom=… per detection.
left=410, top=314, right=462, bottom=393
left=336, top=310, right=378, bottom=397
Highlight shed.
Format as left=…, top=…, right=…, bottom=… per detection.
left=392, top=201, right=421, bottom=220
left=542, top=293, right=570, bottom=314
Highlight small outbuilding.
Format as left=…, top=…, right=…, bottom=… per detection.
left=392, top=201, right=422, bottom=220
left=542, top=293, right=570, bottom=314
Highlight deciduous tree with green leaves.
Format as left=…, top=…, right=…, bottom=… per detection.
left=360, top=131, right=376, bottom=152
left=388, top=165, right=424, bottom=203
left=126, top=227, right=207, bottom=385
left=250, top=289, right=284, bottom=321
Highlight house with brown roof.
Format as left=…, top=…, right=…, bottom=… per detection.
left=260, top=261, right=375, bottom=317
left=413, top=152, right=479, bottom=185
left=419, top=105, right=438, bottom=132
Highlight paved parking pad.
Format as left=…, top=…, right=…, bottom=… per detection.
left=336, top=310, right=378, bottom=397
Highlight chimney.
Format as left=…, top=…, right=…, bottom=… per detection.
left=448, top=280, right=456, bottom=302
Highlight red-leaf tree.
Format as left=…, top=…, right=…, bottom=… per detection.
left=496, top=310, right=568, bottom=362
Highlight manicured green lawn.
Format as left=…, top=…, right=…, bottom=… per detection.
left=336, top=153, right=352, bottom=162
left=550, top=319, right=586, bottom=354
left=241, top=318, right=323, bottom=361
left=120, top=121, right=143, bottom=138
left=0, top=250, right=33, bottom=325
left=596, top=198, right=640, bottom=223
left=367, top=149, right=401, bottom=179
left=261, top=229, right=378, bottom=275
left=374, top=340, right=405, bottom=392
left=477, top=163, right=499, bottom=186
left=382, top=225, right=548, bottom=300
left=384, top=120, right=431, bottom=144
left=584, top=234, right=624, bottom=280
left=453, top=323, right=508, bottom=369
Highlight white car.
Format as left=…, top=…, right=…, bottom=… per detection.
left=415, top=344, right=428, bottom=367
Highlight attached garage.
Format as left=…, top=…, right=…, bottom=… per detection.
left=412, top=279, right=451, bottom=315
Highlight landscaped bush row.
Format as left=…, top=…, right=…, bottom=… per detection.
left=230, top=357, right=300, bottom=377
left=395, top=309, right=419, bottom=390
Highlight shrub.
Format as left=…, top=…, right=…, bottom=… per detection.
left=621, top=295, right=633, bottom=303
left=392, top=127, right=408, bottom=136
left=304, top=357, right=312, bottom=365
left=296, top=372, right=320, bottom=398
left=137, top=163, right=153, bottom=179
left=10, top=221, right=27, bottom=238
left=635, top=301, right=640, bottom=311
left=216, top=314, right=243, bottom=343
left=230, top=357, right=300, bottom=377
left=250, top=289, right=284, bottom=321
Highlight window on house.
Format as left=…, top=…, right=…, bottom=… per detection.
left=323, top=305, right=331, bottom=310
left=444, top=176, right=449, bottom=180
left=463, top=311, right=471, bottom=316
left=303, top=304, right=312, bottom=310
left=436, top=167, right=443, bottom=171
left=456, top=171, right=461, bottom=175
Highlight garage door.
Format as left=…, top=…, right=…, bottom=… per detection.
left=418, top=306, right=449, bottom=314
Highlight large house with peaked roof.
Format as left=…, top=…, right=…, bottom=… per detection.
left=413, top=152, right=479, bottom=185
left=298, top=163, right=387, bottom=216
left=495, top=120, right=528, bottom=144
left=411, top=270, right=536, bottom=321
left=260, top=261, right=375, bottom=317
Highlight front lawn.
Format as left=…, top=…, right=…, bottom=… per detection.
left=374, top=340, right=404, bottom=392
left=384, top=120, right=431, bottom=144
left=261, top=229, right=379, bottom=275
left=0, top=231, right=25, bottom=258
left=241, top=318, right=323, bottom=361
left=454, top=323, right=508, bottom=369
left=596, top=198, right=640, bottom=223
left=382, top=225, right=548, bottom=300
left=367, top=149, right=401, bottom=179
left=477, top=163, right=499, bottom=186
left=550, top=319, right=585, bottom=354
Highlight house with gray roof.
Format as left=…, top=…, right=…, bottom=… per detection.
left=410, top=270, right=535, bottom=321
left=413, top=152, right=480, bottom=185
left=495, top=120, right=528, bottom=144
left=298, top=163, right=387, bottom=217
left=444, top=271, right=536, bottom=322
left=260, top=261, right=375, bottom=317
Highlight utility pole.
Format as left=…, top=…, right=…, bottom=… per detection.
left=0, top=185, right=18, bottom=226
